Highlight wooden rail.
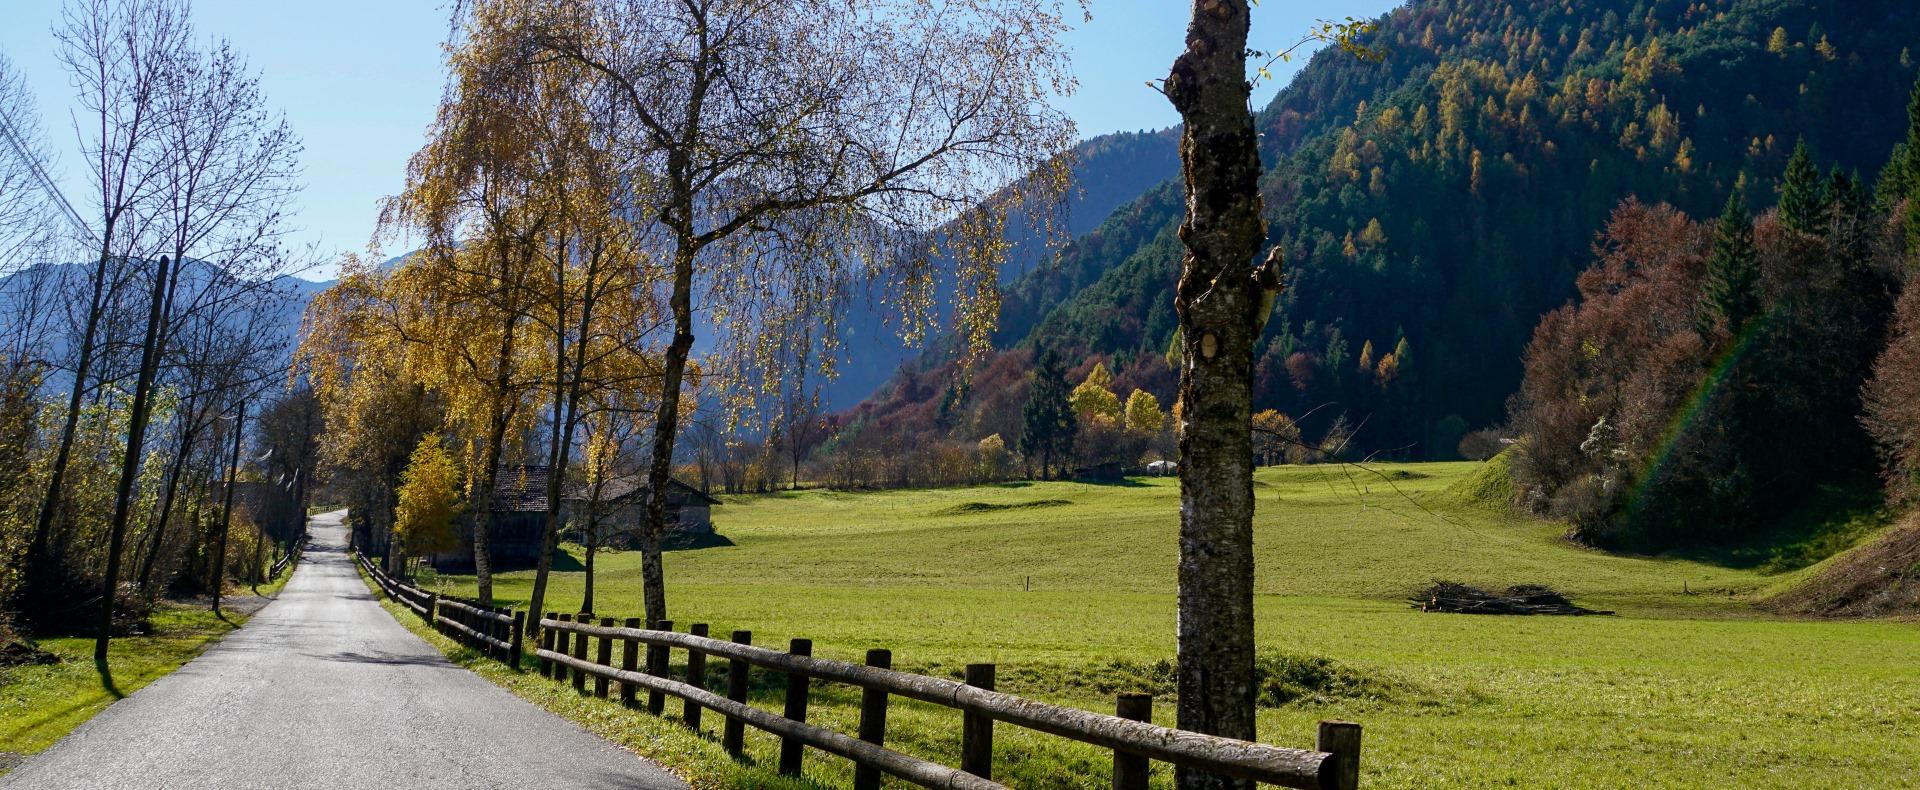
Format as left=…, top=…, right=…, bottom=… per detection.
left=539, top=616, right=1361, bottom=790
left=270, top=535, right=307, bottom=579
left=357, top=554, right=521, bottom=665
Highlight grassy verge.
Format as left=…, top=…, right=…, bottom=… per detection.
left=412, top=462, right=1920, bottom=788
left=0, top=605, right=250, bottom=770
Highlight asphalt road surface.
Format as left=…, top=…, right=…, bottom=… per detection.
left=3, top=510, right=685, bottom=790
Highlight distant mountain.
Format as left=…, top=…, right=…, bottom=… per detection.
left=815, top=127, right=1181, bottom=408
left=0, top=260, right=330, bottom=377
left=844, top=0, right=1920, bottom=458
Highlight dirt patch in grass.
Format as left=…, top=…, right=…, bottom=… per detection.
left=1767, top=512, right=1920, bottom=618
left=935, top=498, right=1073, bottom=516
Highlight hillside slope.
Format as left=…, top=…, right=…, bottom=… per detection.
left=1769, top=511, right=1920, bottom=617
left=849, top=0, right=1920, bottom=457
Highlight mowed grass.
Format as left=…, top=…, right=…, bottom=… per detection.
left=0, top=606, right=247, bottom=763
left=429, top=462, right=1920, bottom=788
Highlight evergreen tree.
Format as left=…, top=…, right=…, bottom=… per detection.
left=1831, top=169, right=1875, bottom=263
left=1874, top=79, right=1920, bottom=207
left=1019, top=347, right=1077, bottom=479
left=1702, top=187, right=1759, bottom=333
left=1903, top=77, right=1920, bottom=196
left=1780, top=138, right=1826, bottom=235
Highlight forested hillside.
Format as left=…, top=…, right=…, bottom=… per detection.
left=815, top=128, right=1180, bottom=408
left=842, top=0, right=1920, bottom=467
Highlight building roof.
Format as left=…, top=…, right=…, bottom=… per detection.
left=491, top=465, right=552, bottom=513
left=567, top=473, right=720, bottom=507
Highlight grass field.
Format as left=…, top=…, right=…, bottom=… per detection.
left=424, top=462, right=1920, bottom=788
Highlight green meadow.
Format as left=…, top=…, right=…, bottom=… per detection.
left=426, top=462, right=1920, bottom=788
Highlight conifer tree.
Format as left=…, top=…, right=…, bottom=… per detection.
left=1780, top=139, right=1825, bottom=235
left=1019, top=347, right=1077, bottom=479
left=1903, top=77, right=1920, bottom=195
left=1702, top=187, right=1758, bottom=333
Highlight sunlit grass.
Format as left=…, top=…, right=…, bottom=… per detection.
left=414, top=462, right=1920, bottom=788
left=0, top=606, right=247, bottom=763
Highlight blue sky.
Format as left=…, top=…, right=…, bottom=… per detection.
left=1, top=0, right=1400, bottom=279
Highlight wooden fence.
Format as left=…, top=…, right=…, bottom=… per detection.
left=359, top=554, right=524, bottom=666
left=354, top=553, right=1361, bottom=789
left=269, top=535, right=307, bottom=579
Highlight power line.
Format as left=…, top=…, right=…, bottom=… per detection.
left=0, top=110, right=98, bottom=247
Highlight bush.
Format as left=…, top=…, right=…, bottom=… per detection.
left=1457, top=428, right=1508, bottom=461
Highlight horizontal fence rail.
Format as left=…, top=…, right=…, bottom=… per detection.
left=350, top=552, right=1360, bottom=789
left=539, top=617, right=1360, bottom=790
left=269, top=536, right=305, bottom=579
left=357, top=554, right=521, bottom=664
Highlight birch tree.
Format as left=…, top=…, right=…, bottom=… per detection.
left=502, top=0, right=1079, bottom=624
left=1160, top=6, right=1376, bottom=787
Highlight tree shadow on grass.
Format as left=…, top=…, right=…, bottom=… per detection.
left=1663, top=475, right=1893, bottom=573
left=94, top=654, right=122, bottom=700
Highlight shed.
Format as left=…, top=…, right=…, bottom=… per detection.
left=564, top=473, right=722, bottom=549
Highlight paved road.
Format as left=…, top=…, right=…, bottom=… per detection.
left=3, top=511, right=685, bottom=790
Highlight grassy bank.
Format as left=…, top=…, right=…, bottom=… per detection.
left=0, top=605, right=249, bottom=769
left=416, top=462, right=1920, bottom=788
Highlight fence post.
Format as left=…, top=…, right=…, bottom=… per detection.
left=1317, top=720, right=1362, bottom=790
left=555, top=614, right=575, bottom=685
left=572, top=612, right=591, bottom=693
left=962, top=663, right=996, bottom=779
left=723, top=630, right=751, bottom=755
left=595, top=616, right=615, bottom=698
left=683, top=623, right=709, bottom=729
left=509, top=610, right=525, bottom=669
left=499, top=611, right=514, bottom=661
left=1112, top=693, right=1152, bottom=790
left=647, top=620, right=673, bottom=715
left=779, top=638, right=813, bottom=776
left=621, top=617, right=642, bottom=708
left=426, top=592, right=439, bottom=631
left=540, top=613, right=557, bottom=678
left=853, top=648, right=893, bottom=790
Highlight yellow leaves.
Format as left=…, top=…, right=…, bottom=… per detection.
left=394, top=434, right=463, bottom=555
left=1124, top=389, right=1164, bottom=436
left=1069, top=364, right=1122, bottom=426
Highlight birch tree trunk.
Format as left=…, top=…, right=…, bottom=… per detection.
left=1164, top=2, right=1266, bottom=787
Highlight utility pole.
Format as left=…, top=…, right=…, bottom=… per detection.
left=211, top=402, right=247, bottom=615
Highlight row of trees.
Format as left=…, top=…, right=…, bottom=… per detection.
left=300, top=0, right=1079, bottom=631
left=1510, top=84, right=1920, bottom=548
left=0, top=0, right=312, bottom=662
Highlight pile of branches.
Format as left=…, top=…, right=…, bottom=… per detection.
left=1413, top=581, right=1613, bottom=616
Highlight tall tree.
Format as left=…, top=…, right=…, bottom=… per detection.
left=516, top=0, right=1077, bottom=624
left=1780, top=138, right=1825, bottom=235
left=1701, top=186, right=1758, bottom=333
left=25, top=0, right=185, bottom=626
left=1162, top=4, right=1270, bottom=777
left=1019, top=347, right=1076, bottom=479
left=1161, top=6, right=1375, bottom=786
left=92, top=4, right=299, bottom=660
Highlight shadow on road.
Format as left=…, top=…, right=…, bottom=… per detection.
left=313, top=650, right=461, bottom=669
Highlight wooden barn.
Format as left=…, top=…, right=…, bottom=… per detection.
left=564, top=473, right=722, bottom=549
left=428, top=466, right=721, bottom=570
